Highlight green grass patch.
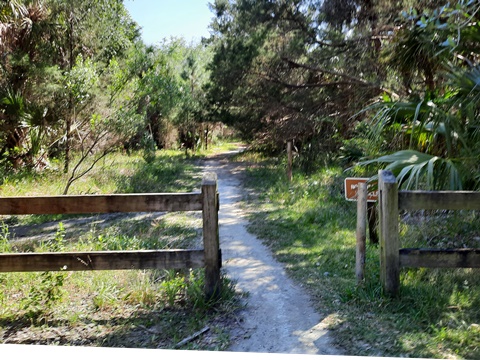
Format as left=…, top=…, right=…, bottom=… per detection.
left=240, top=149, right=480, bottom=359
left=1, top=150, right=203, bottom=227
left=0, top=146, right=242, bottom=349
left=0, top=150, right=201, bottom=197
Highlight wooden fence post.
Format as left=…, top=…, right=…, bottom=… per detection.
left=287, top=141, right=293, bottom=182
left=202, top=172, right=221, bottom=300
left=378, top=170, right=400, bottom=296
left=356, top=182, right=367, bottom=285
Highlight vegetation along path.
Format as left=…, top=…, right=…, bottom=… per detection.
left=201, top=147, right=342, bottom=355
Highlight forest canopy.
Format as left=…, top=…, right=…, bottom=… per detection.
left=1, top=0, right=479, bottom=191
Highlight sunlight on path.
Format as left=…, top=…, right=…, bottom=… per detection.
left=201, top=149, right=342, bottom=355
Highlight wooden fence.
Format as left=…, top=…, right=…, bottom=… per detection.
left=0, top=172, right=221, bottom=299
left=378, top=170, right=480, bottom=296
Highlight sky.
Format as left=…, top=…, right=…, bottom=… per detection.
left=123, top=0, right=214, bottom=45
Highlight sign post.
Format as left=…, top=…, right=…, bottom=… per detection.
left=345, top=178, right=379, bottom=244
left=344, top=177, right=378, bottom=202
left=345, top=178, right=379, bottom=285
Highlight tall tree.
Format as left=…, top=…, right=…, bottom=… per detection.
left=47, top=0, right=140, bottom=172
left=355, top=1, right=480, bottom=190
left=204, top=0, right=403, bottom=168
left=0, top=0, right=61, bottom=167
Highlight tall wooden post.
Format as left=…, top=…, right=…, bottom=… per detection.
left=356, top=182, right=367, bottom=285
left=287, top=141, right=293, bottom=182
left=202, top=172, right=221, bottom=300
left=378, top=170, right=400, bottom=296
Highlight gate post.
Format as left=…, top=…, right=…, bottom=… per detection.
left=378, top=170, right=400, bottom=296
left=202, top=172, right=221, bottom=300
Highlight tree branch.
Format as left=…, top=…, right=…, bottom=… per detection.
left=62, top=130, right=112, bottom=195
left=279, top=58, right=399, bottom=98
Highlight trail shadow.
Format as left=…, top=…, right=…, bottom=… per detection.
left=0, top=308, right=216, bottom=349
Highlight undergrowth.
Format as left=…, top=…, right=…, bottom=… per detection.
left=239, top=149, right=480, bottom=359
left=0, top=145, right=242, bottom=349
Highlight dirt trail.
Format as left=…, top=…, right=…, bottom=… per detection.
left=201, top=148, right=343, bottom=355
left=3, top=147, right=344, bottom=354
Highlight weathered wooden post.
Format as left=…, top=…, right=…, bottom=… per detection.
left=287, top=141, right=293, bottom=182
left=378, top=170, right=400, bottom=296
left=356, top=182, right=367, bottom=285
left=202, top=172, right=221, bottom=300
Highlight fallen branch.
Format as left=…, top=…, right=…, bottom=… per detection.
left=138, top=325, right=161, bottom=335
left=174, top=326, right=210, bottom=348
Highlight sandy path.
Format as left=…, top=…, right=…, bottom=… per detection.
left=3, top=147, right=344, bottom=354
left=201, top=148, right=343, bottom=355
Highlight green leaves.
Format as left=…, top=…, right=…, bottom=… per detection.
left=358, top=150, right=462, bottom=190
left=357, top=1, right=480, bottom=191
left=64, top=55, right=99, bottom=104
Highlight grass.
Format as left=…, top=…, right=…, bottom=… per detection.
left=0, top=137, right=242, bottom=197
left=236, top=149, right=480, bottom=359
left=3, top=140, right=479, bottom=356
left=0, top=144, right=242, bottom=349
left=0, top=150, right=199, bottom=197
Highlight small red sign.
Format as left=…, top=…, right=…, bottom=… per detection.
left=344, top=178, right=378, bottom=202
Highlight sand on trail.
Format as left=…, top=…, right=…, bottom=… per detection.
left=3, top=146, right=344, bottom=356
left=201, top=148, right=343, bottom=356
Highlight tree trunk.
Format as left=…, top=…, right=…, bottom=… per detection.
left=64, top=115, right=71, bottom=173
left=64, top=13, right=74, bottom=174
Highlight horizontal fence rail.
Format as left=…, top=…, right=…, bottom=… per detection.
left=398, top=191, right=480, bottom=211
left=399, top=248, right=480, bottom=268
left=378, top=170, right=480, bottom=296
left=0, top=250, right=205, bottom=272
left=0, top=193, right=203, bottom=215
left=0, top=172, right=221, bottom=299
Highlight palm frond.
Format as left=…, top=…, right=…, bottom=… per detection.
left=358, top=149, right=462, bottom=190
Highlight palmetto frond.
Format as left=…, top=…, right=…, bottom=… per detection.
left=364, top=96, right=467, bottom=158
left=0, top=0, right=26, bottom=48
left=0, top=87, right=29, bottom=123
left=0, top=0, right=48, bottom=52
left=446, top=65, right=480, bottom=123
left=359, top=149, right=462, bottom=190
left=0, top=0, right=27, bottom=23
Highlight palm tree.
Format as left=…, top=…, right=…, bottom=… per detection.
left=354, top=1, right=480, bottom=190
left=0, top=0, right=54, bottom=167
